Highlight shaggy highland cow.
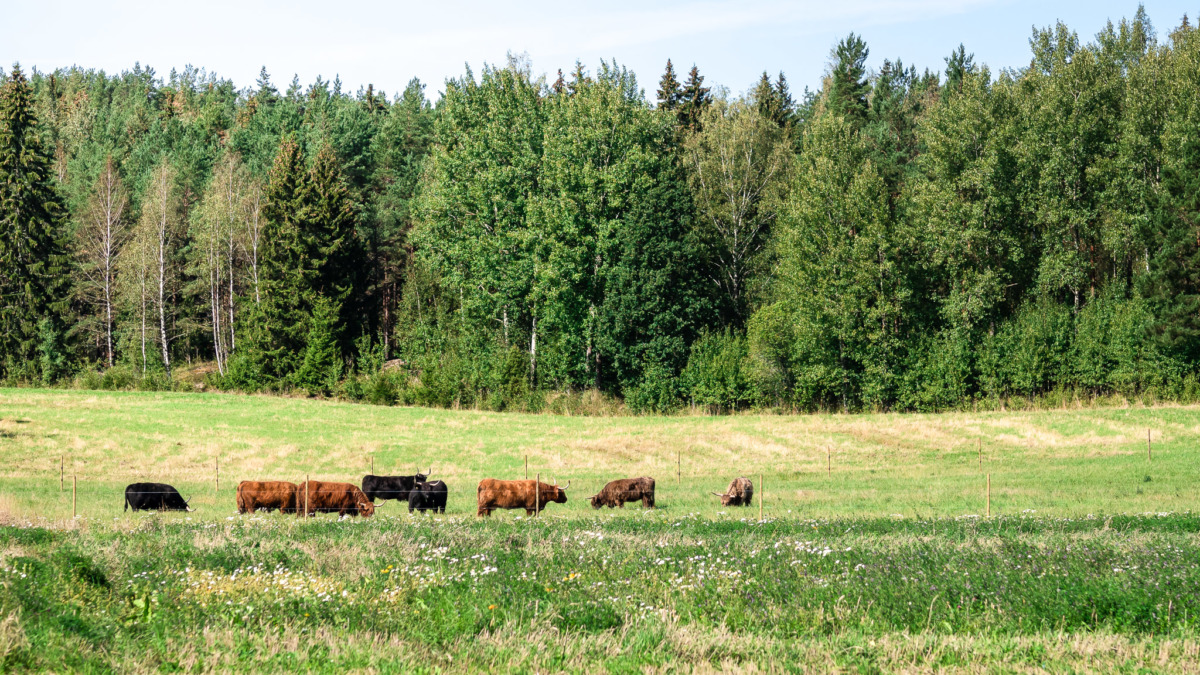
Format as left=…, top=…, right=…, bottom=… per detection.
left=712, top=477, right=753, bottom=507
left=589, top=477, right=655, bottom=509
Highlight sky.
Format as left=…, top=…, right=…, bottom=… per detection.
left=4, top=1, right=1197, bottom=101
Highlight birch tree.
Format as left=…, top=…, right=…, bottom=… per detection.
left=76, top=156, right=128, bottom=367
left=136, top=159, right=181, bottom=377
left=189, top=152, right=248, bottom=374
left=684, top=99, right=792, bottom=324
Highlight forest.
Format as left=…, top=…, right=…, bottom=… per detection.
left=1, top=8, right=1199, bottom=413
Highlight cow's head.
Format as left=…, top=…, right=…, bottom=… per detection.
left=712, top=491, right=736, bottom=507
left=548, top=479, right=570, bottom=504
left=414, top=466, right=432, bottom=483
left=588, top=492, right=606, bottom=509
left=357, top=500, right=377, bottom=517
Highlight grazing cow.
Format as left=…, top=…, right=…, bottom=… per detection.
left=236, top=481, right=299, bottom=514
left=297, top=480, right=377, bottom=518
left=361, top=468, right=431, bottom=503
left=407, top=480, right=448, bottom=514
left=124, top=483, right=192, bottom=512
left=476, top=478, right=570, bottom=517
left=589, top=477, right=656, bottom=509
left=712, top=477, right=754, bottom=507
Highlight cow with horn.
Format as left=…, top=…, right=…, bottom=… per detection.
left=712, top=477, right=754, bottom=507
left=476, top=478, right=569, bottom=517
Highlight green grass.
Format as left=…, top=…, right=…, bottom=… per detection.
left=2, top=389, right=1199, bottom=672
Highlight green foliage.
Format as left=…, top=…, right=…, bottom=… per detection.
left=681, top=329, right=752, bottom=411
left=37, top=317, right=69, bottom=384
left=294, top=295, right=343, bottom=396
left=0, top=66, right=69, bottom=379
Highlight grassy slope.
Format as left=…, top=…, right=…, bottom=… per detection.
left=0, top=388, right=1195, bottom=520
left=2, top=389, right=1199, bottom=672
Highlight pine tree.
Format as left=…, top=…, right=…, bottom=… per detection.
left=828, top=33, right=871, bottom=127
left=552, top=69, right=566, bottom=95
left=656, top=60, right=682, bottom=110
left=0, top=65, right=69, bottom=380
left=678, top=65, right=712, bottom=131
left=943, top=44, right=976, bottom=96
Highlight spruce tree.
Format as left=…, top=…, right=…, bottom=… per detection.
left=295, top=294, right=342, bottom=395
left=678, top=65, right=712, bottom=131
left=0, top=65, right=69, bottom=379
left=656, top=59, right=682, bottom=110
left=255, top=134, right=311, bottom=377
left=303, top=143, right=361, bottom=341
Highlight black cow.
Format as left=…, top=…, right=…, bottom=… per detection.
left=407, top=480, right=448, bottom=513
left=124, top=482, right=192, bottom=512
left=361, top=468, right=430, bottom=503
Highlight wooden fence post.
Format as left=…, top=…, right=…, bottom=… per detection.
left=60, top=455, right=64, bottom=492
left=986, top=473, right=991, bottom=519
left=535, top=472, right=540, bottom=518
left=677, top=450, right=681, bottom=484
left=525, top=455, right=528, bottom=480
left=978, top=438, right=982, bottom=471
left=215, top=456, right=219, bottom=492
left=1147, top=429, right=1152, bottom=461
left=826, top=447, right=831, bottom=476
left=758, top=473, right=764, bottom=521
left=370, top=455, right=374, bottom=475
left=72, top=474, right=77, bottom=519
left=305, top=474, right=310, bottom=518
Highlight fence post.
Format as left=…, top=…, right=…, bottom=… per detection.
left=60, top=455, right=64, bottom=492
left=72, top=474, right=77, bottom=519
left=986, top=473, right=991, bottom=519
left=535, top=472, right=540, bottom=518
left=371, top=455, right=374, bottom=475
left=1147, top=429, right=1152, bottom=461
left=826, top=447, right=831, bottom=476
left=978, top=438, right=982, bottom=471
left=305, top=474, right=310, bottom=518
left=215, top=456, right=219, bottom=492
left=758, top=473, right=763, bottom=521
left=525, top=455, right=528, bottom=480
left=677, top=450, right=681, bottom=484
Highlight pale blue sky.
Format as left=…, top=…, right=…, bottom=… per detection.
left=4, top=1, right=1196, bottom=100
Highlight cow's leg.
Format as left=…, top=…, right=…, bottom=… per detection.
left=525, top=509, right=534, bottom=516
left=477, top=507, right=490, bottom=517
left=618, top=501, right=624, bottom=508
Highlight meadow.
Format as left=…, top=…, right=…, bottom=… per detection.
left=1, top=389, right=1199, bottom=672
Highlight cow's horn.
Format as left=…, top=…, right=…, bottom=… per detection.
left=711, top=492, right=726, bottom=497
left=562, top=481, right=570, bottom=490
left=426, top=466, right=432, bottom=476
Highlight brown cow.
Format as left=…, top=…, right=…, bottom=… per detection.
left=712, top=477, right=753, bottom=507
left=296, top=481, right=377, bottom=518
left=236, top=481, right=299, bottom=514
left=589, top=477, right=655, bottom=509
left=477, top=478, right=570, bottom=517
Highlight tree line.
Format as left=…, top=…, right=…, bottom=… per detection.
left=3, top=9, right=1199, bottom=413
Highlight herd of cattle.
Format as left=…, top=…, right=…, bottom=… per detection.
left=121, top=473, right=757, bottom=516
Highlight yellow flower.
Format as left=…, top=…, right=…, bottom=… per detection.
left=488, top=604, right=497, bottom=610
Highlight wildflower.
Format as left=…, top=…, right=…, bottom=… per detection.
left=488, top=604, right=497, bottom=610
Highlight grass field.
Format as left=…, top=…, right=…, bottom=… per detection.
left=1, top=389, right=1199, bottom=672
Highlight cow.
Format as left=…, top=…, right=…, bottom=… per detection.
left=236, top=481, right=299, bottom=514
left=712, top=477, right=754, bottom=507
left=124, top=483, right=192, bottom=512
left=589, top=477, right=655, bottom=509
left=476, top=478, right=569, bottom=517
left=407, top=480, right=448, bottom=514
left=361, top=468, right=431, bottom=504
left=297, top=480, right=377, bottom=518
